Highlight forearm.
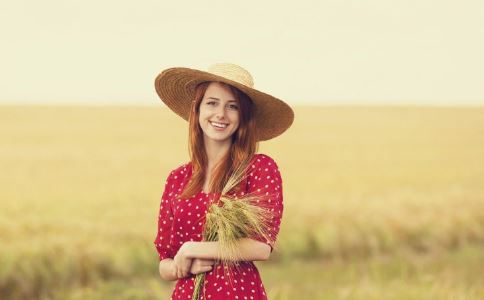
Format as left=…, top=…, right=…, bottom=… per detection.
left=186, top=238, right=271, bottom=262
left=158, top=258, right=178, bottom=281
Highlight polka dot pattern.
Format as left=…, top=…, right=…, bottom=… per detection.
left=154, top=154, right=284, bottom=299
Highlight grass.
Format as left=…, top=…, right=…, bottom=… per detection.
left=1, top=105, right=483, bottom=299
left=13, top=245, right=484, bottom=300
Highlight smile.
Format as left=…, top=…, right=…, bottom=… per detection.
left=210, top=121, right=229, bottom=129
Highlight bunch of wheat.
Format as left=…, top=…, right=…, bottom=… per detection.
left=192, top=161, right=275, bottom=300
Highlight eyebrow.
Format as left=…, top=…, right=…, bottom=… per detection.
left=206, top=97, right=237, bottom=103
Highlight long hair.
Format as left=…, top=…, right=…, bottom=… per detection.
left=178, top=81, right=258, bottom=199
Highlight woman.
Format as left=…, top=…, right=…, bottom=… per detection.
left=153, top=63, right=294, bottom=300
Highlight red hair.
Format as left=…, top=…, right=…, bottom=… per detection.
left=179, top=81, right=258, bottom=199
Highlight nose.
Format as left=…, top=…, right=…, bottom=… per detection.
left=214, top=104, right=226, bottom=120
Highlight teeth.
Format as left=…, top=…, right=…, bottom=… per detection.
left=211, top=122, right=228, bottom=128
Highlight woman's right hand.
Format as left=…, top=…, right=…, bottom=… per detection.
left=171, top=243, right=216, bottom=279
left=173, top=247, right=193, bottom=279
left=189, top=258, right=216, bottom=275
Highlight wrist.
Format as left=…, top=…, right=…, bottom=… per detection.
left=182, top=241, right=197, bottom=258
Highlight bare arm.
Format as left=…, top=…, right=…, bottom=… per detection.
left=182, top=238, right=271, bottom=262
left=159, top=257, right=215, bottom=281
left=159, top=238, right=270, bottom=281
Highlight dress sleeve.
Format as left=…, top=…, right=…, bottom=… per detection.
left=154, top=171, right=175, bottom=261
left=246, top=154, right=284, bottom=253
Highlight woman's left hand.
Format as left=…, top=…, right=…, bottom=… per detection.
left=173, top=242, right=194, bottom=279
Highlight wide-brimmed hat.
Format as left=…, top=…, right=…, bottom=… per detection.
left=154, top=63, right=294, bottom=141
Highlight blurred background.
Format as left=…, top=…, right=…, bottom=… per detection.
left=1, top=1, right=483, bottom=299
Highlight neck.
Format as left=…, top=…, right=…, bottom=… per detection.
left=204, top=138, right=231, bottom=170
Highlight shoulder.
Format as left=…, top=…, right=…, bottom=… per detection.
left=247, top=153, right=284, bottom=193
left=161, top=162, right=191, bottom=199
left=167, top=162, right=191, bottom=181
left=248, top=153, right=283, bottom=183
left=250, top=153, right=281, bottom=172
left=163, top=162, right=191, bottom=188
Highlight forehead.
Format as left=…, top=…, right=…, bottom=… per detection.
left=203, top=82, right=237, bottom=102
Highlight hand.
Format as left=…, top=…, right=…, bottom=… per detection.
left=173, top=242, right=194, bottom=279
left=190, top=258, right=216, bottom=275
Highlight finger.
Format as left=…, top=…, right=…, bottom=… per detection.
left=195, top=259, right=206, bottom=268
left=191, top=261, right=200, bottom=274
left=197, top=259, right=214, bottom=267
left=172, top=265, right=178, bottom=278
left=178, top=264, right=186, bottom=278
left=185, top=259, right=193, bottom=276
left=207, top=260, right=216, bottom=266
left=200, top=258, right=216, bottom=264
left=198, top=259, right=210, bottom=266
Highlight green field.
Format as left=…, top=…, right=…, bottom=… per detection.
left=1, top=105, right=483, bottom=299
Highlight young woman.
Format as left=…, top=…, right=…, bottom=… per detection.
left=153, top=63, right=294, bottom=300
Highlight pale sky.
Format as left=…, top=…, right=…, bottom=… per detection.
left=1, top=0, right=483, bottom=106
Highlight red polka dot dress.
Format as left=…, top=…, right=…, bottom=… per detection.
left=154, top=153, right=284, bottom=300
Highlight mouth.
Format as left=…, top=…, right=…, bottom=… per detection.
left=210, top=121, right=229, bottom=130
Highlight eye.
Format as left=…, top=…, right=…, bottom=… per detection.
left=228, top=104, right=239, bottom=110
left=206, top=101, right=216, bottom=106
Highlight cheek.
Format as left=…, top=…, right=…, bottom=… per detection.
left=198, top=110, right=209, bottom=123
left=228, top=111, right=240, bottom=122
left=231, top=116, right=240, bottom=130
left=198, top=114, right=207, bottom=130
left=235, top=115, right=241, bottom=128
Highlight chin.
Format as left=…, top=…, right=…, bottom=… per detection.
left=209, top=136, right=231, bottom=142
left=204, top=131, right=234, bottom=142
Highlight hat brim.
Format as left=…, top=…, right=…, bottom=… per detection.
left=154, top=67, right=294, bottom=141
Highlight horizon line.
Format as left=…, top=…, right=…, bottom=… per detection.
left=1, top=102, right=483, bottom=109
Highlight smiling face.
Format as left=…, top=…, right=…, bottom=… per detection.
left=198, top=82, right=240, bottom=146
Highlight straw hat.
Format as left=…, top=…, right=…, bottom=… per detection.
left=154, top=63, right=294, bottom=141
